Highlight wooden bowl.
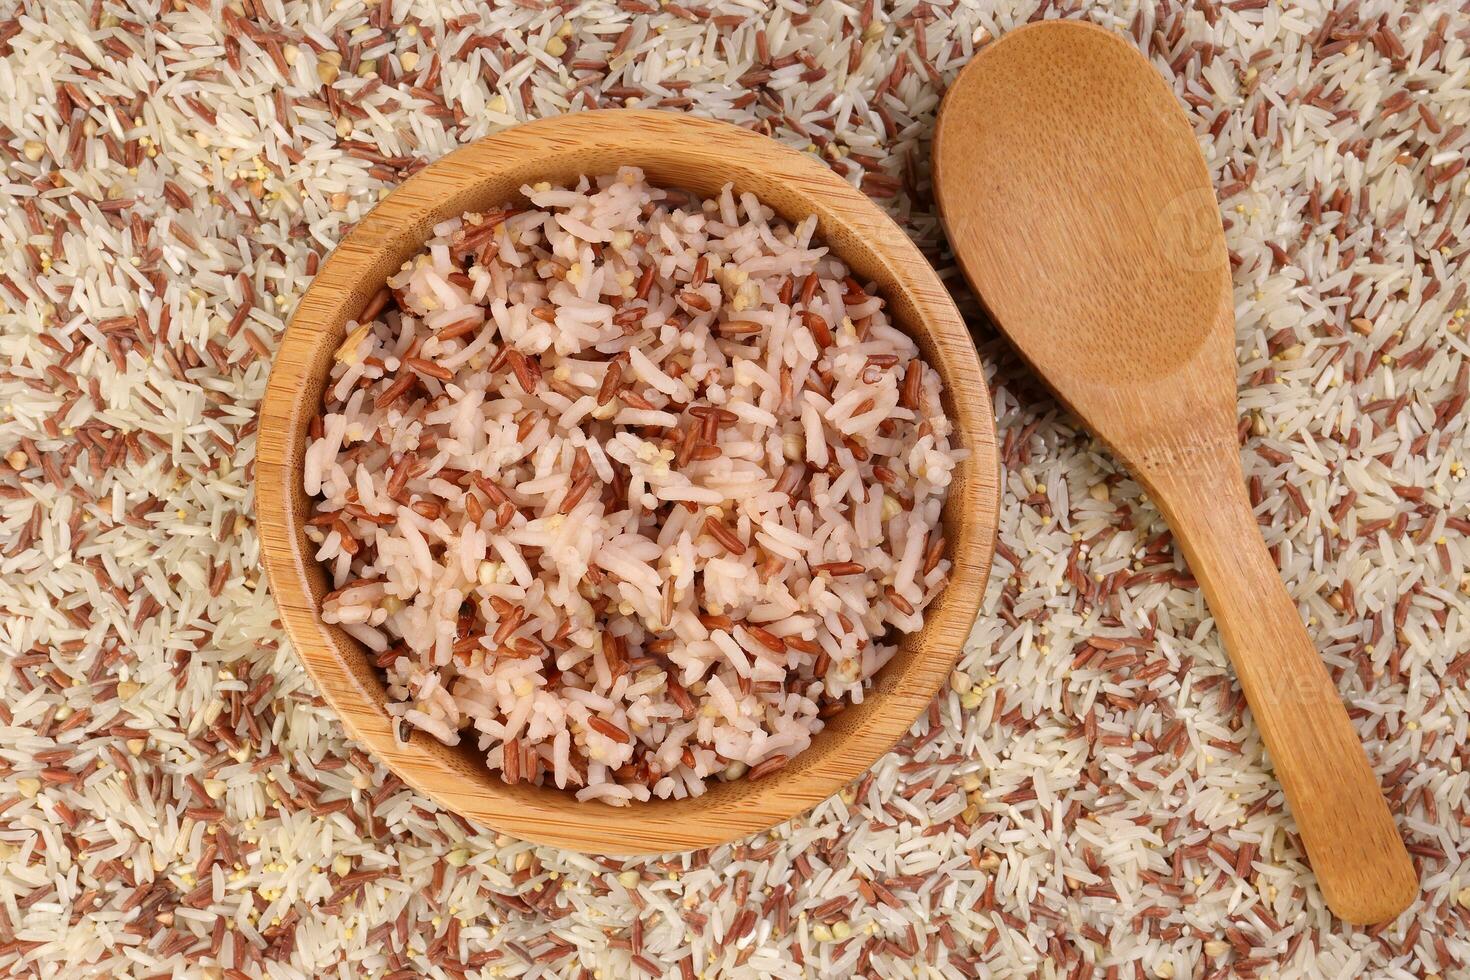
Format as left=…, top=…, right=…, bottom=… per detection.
left=255, top=110, right=999, bottom=855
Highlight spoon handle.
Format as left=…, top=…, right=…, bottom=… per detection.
left=1148, top=464, right=1416, bottom=923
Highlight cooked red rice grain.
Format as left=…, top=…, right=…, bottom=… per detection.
left=747, top=755, right=789, bottom=780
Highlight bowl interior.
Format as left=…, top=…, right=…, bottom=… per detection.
left=256, top=110, right=999, bottom=854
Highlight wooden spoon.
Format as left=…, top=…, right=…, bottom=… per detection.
left=933, top=20, right=1415, bottom=923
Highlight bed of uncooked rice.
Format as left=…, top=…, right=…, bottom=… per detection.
left=1, top=1, right=1468, bottom=977
left=306, top=172, right=958, bottom=802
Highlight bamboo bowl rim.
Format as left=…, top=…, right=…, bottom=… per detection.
left=255, top=109, right=999, bottom=855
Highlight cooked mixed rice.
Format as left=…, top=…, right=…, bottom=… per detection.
left=305, top=170, right=961, bottom=803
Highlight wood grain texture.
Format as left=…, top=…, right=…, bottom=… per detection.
left=933, top=21, right=1415, bottom=923
left=256, top=110, right=999, bottom=855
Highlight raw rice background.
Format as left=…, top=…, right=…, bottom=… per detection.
left=0, top=0, right=1466, bottom=977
